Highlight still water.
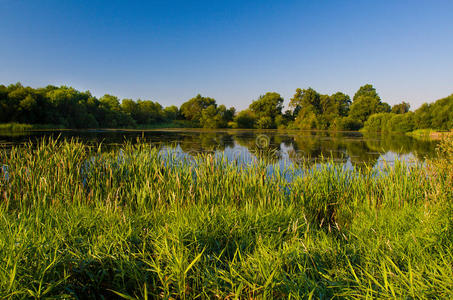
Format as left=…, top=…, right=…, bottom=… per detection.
left=0, top=129, right=438, bottom=168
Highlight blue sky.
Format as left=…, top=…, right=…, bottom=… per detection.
left=1, top=0, right=452, bottom=109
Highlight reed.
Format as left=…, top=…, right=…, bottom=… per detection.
left=0, top=137, right=451, bottom=299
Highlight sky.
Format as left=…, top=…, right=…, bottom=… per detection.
left=1, top=0, right=452, bottom=110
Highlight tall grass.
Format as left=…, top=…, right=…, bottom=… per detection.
left=0, top=137, right=452, bottom=299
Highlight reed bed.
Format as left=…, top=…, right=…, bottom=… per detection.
left=0, top=137, right=452, bottom=299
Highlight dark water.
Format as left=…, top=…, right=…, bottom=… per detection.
left=0, top=129, right=438, bottom=168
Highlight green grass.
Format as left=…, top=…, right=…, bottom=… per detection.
left=0, top=123, right=35, bottom=131
left=0, top=120, right=196, bottom=132
left=0, top=123, right=68, bottom=132
left=407, top=128, right=453, bottom=140
left=0, top=137, right=452, bottom=299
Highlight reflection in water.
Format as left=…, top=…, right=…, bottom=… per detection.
left=0, top=129, right=438, bottom=169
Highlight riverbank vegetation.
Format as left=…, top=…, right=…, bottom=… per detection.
left=362, top=94, right=453, bottom=134
left=0, top=137, right=452, bottom=298
left=1, top=83, right=451, bottom=132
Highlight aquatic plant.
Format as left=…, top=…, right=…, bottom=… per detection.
left=0, top=137, right=451, bottom=298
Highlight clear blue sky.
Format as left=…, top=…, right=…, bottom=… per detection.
left=1, top=0, right=452, bottom=110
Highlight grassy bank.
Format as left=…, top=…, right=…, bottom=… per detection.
left=0, top=120, right=196, bottom=132
left=0, top=123, right=68, bottom=131
left=407, top=128, right=453, bottom=140
left=0, top=138, right=452, bottom=299
left=0, top=123, right=35, bottom=131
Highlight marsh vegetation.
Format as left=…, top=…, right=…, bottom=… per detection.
left=0, top=136, right=451, bottom=299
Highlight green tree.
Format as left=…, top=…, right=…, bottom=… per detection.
left=391, top=102, right=410, bottom=114
left=362, top=113, right=393, bottom=132
left=180, top=94, right=216, bottom=125
left=331, top=92, right=351, bottom=117
left=413, top=103, right=432, bottom=129
left=163, top=105, right=179, bottom=120
left=429, top=95, right=453, bottom=130
left=99, top=94, right=121, bottom=111
left=200, top=105, right=234, bottom=128
left=386, top=112, right=415, bottom=132
left=121, top=99, right=137, bottom=117
left=289, top=88, right=345, bottom=130
left=233, top=109, right=256, bottom=128
left=349, top=84, right=391, bottom=126
left=249, top=92, right=284, bottom=128
left=256, top=116, right=273, bottom=129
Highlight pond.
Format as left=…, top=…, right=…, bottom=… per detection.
left=0, top=129, right=438, bottom=169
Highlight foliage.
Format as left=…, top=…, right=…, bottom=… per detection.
left=363, top=95, right=453, bottom=133
left=0, top=138, right=451, bottom=298
left=0, top=82, right=451, bottom=132
left=289, top=88, right=353, bottom=130
left=232, top=109, right=257, bottom=128
left=349, top=84, right=391, bottom=126
left=200, top=104, right=235, bottom=129
left=391, top=101, right=410, bottom=114
left=179, top=94, right=216, bottom=125
left=249, top=92, right=284, bottom=129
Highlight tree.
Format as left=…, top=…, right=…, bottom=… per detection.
left=121, top=99, right=137, bottom=117
left=429, top=95, right=453, bottom=130
left=386, top=112, right=415, bottom=133
left=233, top=110, right=256, bottom=128
left=180, top=94, right=216, bottom=125
left=331, top=92, right=351, bottom=117
left=135, top=100, right=164, bottom=124
left=289, top=88, right=321, bottom=115
left=99, top=94, right=121, bottom=111
left=249, top=92, right=284, bottom=128
left=413, top=103, right=432, bottom=129
left=256, top=116, right=273, bottom=129
left=200, top=105, right=234, bottom=128
left=349, top=84, right=391, bottom=126
left=289, top=88, right=345, bottom=130
left=362, top=113, right=393, bottom=132
left=163, top=105, right=179, bottom=120
left=391, top=102, right=410, bottom=114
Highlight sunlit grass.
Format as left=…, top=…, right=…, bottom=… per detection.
left=0, top=137, right=451, bottom=298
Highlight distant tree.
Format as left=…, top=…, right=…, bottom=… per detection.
left=121, top=99, right=137, bottom=116
left=163, top=105, right=179, bottom=120
left=362, top=113, right=394, bottom=132
left=413, top=103, right=432, bottom=129
left=429, top=95, right=453, bottom=130
left=223, top=106, right=236, bottom=124
left=331, top=117, right=362, bottom=131
left=3, top=81, right=450, bottom=132
left=289, top=88, right=321, bottom=115
left=349, top=84, right=391, bottom=126
left=234, top=109, right=256, bottom=128
left=134, top=100, right=164, bottom=124
left=180, top=94, right=216, bottom=125
left=289, top=88, right=347, bottom=130
left=99, top=94, right=121, bottom=111
left=330, top=92, right=351, bottom=117
left=255, top=116, right=272, bottom=129
left=386, top=112, right=415, bottom=132
left=249, top=92, right=284, bottom=128
left=200, top=104, right=234, bottom=128
left=391, top=102, right=410, bottom=114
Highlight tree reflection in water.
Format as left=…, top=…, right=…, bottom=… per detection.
left=0, top=129, right=437, bottom=169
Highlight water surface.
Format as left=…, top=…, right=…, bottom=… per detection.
left=0, top=129, right=437, bottom=169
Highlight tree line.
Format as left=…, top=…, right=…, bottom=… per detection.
left=0, top=82, right=451, bottom=131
